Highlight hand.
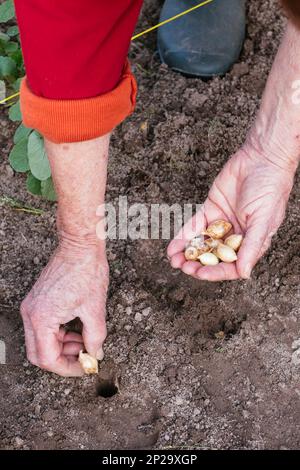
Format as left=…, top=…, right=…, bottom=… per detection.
left=20, top=242, right=108, bottom=376
left=167, top=145, right=296, bottom=281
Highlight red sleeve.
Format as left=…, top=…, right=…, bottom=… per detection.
left=14, top=0, right=143, bottom=99
left=14, top=0, right=143, bottom=142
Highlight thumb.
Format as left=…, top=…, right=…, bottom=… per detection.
left=236, top=215, right=270, bottom=279
left=81, top=312, right=107, bottom=360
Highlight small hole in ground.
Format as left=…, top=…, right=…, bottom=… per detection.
left=96, top=377, right=119, bottom=398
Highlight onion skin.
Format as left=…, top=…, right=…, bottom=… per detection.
left=203, top=220, right=232, bottom=239
left=184, top=246, right=199, bottom=261
left=224, top=234, right=243, bottom=251
left=198, top=252, right=220, bottom=266
left=216, top=243, right=238, bottom=263
left=190, top=237, right=205, bottom=250
left=79, top=351, right=99, bottom=375
left=205, top=238, right=223, bottom=250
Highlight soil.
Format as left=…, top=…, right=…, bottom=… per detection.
left=0, top=0, right=300, bottom=450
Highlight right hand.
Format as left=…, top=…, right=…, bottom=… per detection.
left=168, top=144, right=296, bottom=281
left=20, top=243, right=108, bottom=376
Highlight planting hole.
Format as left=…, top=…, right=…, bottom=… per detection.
left=96, top=377, right=119, bottom=398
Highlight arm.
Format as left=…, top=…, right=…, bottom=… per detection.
left=15, top=0, right=143, bottom=376
left=21, top=136, right=110, bottom=376
left=247, top=22, right=300, bottom=173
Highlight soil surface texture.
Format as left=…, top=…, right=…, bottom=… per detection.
left=0, top=0, right=299, bottom=450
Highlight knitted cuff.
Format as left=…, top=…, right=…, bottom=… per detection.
left=20, top=60, right=137, bottom=143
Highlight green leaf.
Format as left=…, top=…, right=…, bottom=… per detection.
left=41, top=177, right=56, bottom=201
left=4, top=41, right=18, bottom=54
left=0, top=38, right=8, bottom=56
left=13, top=123, right=32, bottom=144
left=0, top=0, right=15, bottom=23
left=26, top=172, right=42, bottom=196
left=9, top=138, right=29, bottom=172
left=13, top=77, right=22, bottom=91
left=28, top=132, right=51, bottom=181
left=10, top=49, right=23, bottom=68
left=0, top=79, right=5, bottom=99
left=0, top=32, right=9, bottom=42
left=0, top=56, right=16, bottom=78
left=8, top=100, right=21, bottom=121
left=7, top=26, right=19, bottom=37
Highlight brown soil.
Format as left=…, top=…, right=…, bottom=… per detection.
left=0, top=0, right=300, bottom=450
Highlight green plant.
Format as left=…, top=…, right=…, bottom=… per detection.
left=0, top=0, right=56, bottom=201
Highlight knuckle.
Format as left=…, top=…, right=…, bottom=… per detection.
left=87, top=321, right=107, bottom=345
left=38, top=359, right=52, bottom=370
left=20, top=298, right=42, bottom=328
left=37, top=350, right=54, bottom=370
left=29, top=314, right=41, bottom=330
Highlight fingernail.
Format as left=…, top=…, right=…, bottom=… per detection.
left=96, top=348, right=104, bottom=361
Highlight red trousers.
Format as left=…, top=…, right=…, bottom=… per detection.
left=14, top=0, right=144, bottom=142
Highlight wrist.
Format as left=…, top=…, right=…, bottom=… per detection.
left=57, top=228, right=105, bottom=259
left=245, top=127, right=300, bottom=175
left=56, top=204, right=105, bottom=246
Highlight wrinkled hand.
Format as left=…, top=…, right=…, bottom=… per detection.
left=20, top=244, right=108, bottom=376
left=168, top=145, right=295, bottom=281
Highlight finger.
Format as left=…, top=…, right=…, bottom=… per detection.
left=36, top=329, right=84, bottom=377
left=20, top=313, right=39, bottom=365
left=170, top=252, right=186, bottom=269
left=181, top=261, right=201, bottom=277
left=63, top=331, right=84, bottom=344
left=258, top=229, right=277, bottom=259
left=62, top=341, right=84, bottom=356
left=54, top=357, right=84, bottom=377
left=58, top=327, right=83, bottom=344
left=196, top=262, right=239, bottom=282
left=236, top=216, right=269, bottom=279
left=167, top=207, right=206, bottom=258
left=80, top=310, right=107, bottom=359
left=65, top=355, right=81, bottom=363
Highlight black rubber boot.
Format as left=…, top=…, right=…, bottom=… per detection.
left=157, top=0, right=246, bottom=77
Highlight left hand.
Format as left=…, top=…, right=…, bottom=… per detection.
left=167, top=145, right=295, bottom=281
left=20, top=243, right=108, bottom=376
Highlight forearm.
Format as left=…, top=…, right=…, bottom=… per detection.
left=247, top=22, right=300, bottom=172
left=45, top=135, right=110, bottom=250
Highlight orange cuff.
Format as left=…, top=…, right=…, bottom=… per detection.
left=20, top=61, right=137, bottom=143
